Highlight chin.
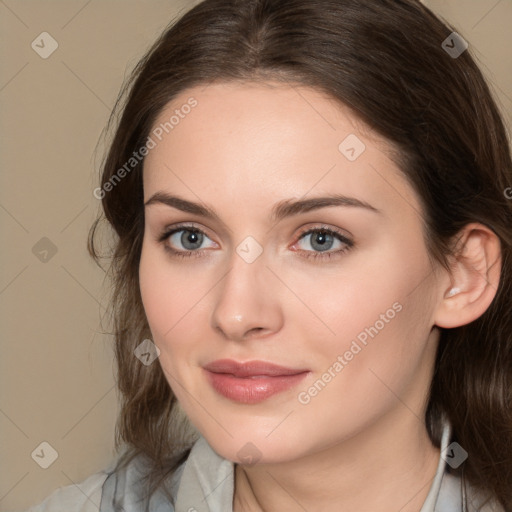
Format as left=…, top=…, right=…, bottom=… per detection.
left=190, top=416, right=310, bottom=466
left=211, top=437, right=296, bottom=465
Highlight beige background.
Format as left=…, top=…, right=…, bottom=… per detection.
left=0, top=1, right=510, bottom=510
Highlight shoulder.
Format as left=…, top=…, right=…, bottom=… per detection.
left=438, top=470, right=505, bottom=512
left=23, top=437, right=234, bottom=512
left=99, top=449, right=189, bottom=511
left=466, top=482, right=506, bottom=512
left=22, top=470, right=109, bottom=512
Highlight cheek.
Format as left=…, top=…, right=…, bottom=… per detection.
left=138, top=240, right=213, bottom=372
left=286, top=236, right=427, bottom=346
left=139, top=250, right=199, bottom=403
left=292, top=236, right=435, bottom=386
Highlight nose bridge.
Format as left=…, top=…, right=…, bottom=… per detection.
left=211, top=241, right=282, bottom=341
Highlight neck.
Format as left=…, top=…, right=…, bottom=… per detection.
left=233, top=410, right=440, bottom=512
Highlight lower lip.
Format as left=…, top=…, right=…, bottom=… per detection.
left=204, top=370, right=308, bottom=404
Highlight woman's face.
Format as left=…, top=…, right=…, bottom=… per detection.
left=139, top=81, right=444, bottom=464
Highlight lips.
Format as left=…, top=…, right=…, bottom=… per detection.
left=203, top=359, right=309, bottom=404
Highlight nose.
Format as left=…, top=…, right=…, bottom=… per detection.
left=210, top=249, right=284, bottom=342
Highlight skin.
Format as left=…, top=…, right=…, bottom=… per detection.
left=139, top=81, right=501, bottom=511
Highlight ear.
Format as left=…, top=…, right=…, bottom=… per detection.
left=434, top=223, right=502, bottom=329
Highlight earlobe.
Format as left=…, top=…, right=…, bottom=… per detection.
left=434, top=223, right=502, bottom=329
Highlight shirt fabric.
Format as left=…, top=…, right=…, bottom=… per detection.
left=21, top=421, right=504, bottom=512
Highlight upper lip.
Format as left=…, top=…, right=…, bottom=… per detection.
left=203, top=359, right=308, bottom=377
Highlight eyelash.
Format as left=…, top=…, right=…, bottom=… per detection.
left=157, top=223, right=354, bottom=262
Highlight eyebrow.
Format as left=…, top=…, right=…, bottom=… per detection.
left=144, top=192, right=381, bottom=222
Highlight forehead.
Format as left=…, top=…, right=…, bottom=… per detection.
left=142, top=81, right=420, bottom=220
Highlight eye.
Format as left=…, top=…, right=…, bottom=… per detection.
left=158, top=224, right=216, bottom=259
left=158, top=223, right=354, bottom=262
left=292, top=225, right=354, bottom=261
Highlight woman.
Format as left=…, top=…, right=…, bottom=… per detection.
left=26, top=0, right=512, bottom=510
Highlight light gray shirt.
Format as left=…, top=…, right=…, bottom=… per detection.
left=22, top=421, right=504, bottom=512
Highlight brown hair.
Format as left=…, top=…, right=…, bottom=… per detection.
left=88, top=0, right=512, bottom=507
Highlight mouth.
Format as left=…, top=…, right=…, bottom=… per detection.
left=202, top=359, right=310, bottom=404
